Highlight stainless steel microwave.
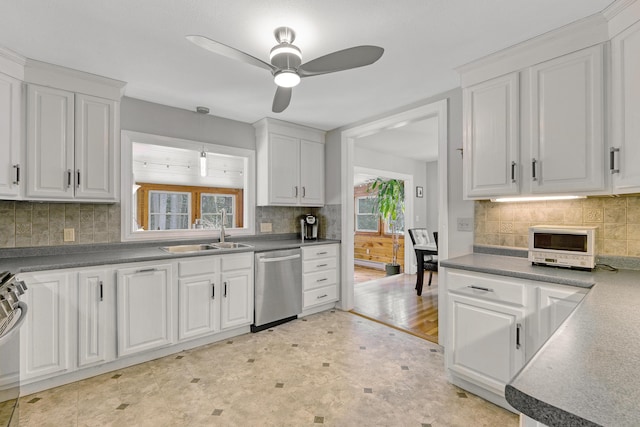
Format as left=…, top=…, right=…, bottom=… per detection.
left=528, top=225, right=598, bottom=270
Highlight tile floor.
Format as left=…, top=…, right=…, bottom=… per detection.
left=19, top=310, right=517, bottom=426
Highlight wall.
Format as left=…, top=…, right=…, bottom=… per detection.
left=474, top=195, right=640, bottom=257
left=425, top=161, right=439, bottom=235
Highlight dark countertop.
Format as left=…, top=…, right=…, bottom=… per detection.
left=0, top=235, right=340, bottom=274
left=442, top=253, right=640, bottom=427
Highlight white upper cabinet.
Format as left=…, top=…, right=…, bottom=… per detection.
left=610, top=19, right=640, bottom=193
left=254, top=118, right=326, bottom=207
left=26, top=84, right=118, bottom=201
left=463, top=72, right=520, bottom=198
left=0, top=72, right=22, bottom=199
left=529, top=45, right=605, bottom=194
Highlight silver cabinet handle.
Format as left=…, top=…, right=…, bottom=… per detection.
left=136, top=268, right=157, bottom=274
left=316, top=263, right=328, bottom=268
left=12, top=164, right=19, bottom=185
left=511, top=161, right=517, bottom=183
left=302, top=186, right=306, bottom=198
left=76, top=169, right=81, bottom=188
left=317, top=278, right=328, bottom=282
left=224, top=282, right=227, bottom=298
left=317, top=294, right=328, bottom=299
left=316, top=251, right=328, bottom=255
left=99, top=281, right=103, bottom=302
left=610, top=147, right=620, bottom=174
left=66, top=169, right=72, bottom=189
left=516, top=323, right=522, bottom=349
left=531, top=159, right=537, bottom=181
left=467, top=285, right=493, bottom=292
left=211, top=283, right=215, bottom=300
left=294, top=186, right=298, bottom=197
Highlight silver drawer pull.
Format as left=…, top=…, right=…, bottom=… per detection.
left=317, top=278, right=328, bottom=282
left=136, top=268, right=157, bottom=273
left=316, top=263, right=328, bottom=268
left=468, top=285, right=493, bottom=292
left=317, top=294, right=328, bottom=299
left=316, top=251, right=328, bottom=255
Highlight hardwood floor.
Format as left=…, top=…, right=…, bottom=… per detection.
left=352, top=265, right=438, bottom=343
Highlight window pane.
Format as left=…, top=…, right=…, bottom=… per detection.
left=201, top=194, right=235, bottom=228
left=148, top=191, right=190, bottom=230
left=385, top=210, right=405, bottom=234
left=357, top=197, right=376, bottom=214
left=357, top=215, right=378, bottom=232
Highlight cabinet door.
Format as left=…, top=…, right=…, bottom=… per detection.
left=0, top=72, right=22, bottom=199
left=221, top=269, right=253, bottom=329
left=268, top=133, right=300, bottom=205
left=533, top=285, right=586, bottom=357
left=529, top=45, right=605, bottom=193
left=20, top=272, right=72, bottom=381
left=74, top=94, right=117, bottom=200
left=463, top=72, right=520, bottom=198
left=300, top=139, right=324, bottom=206
left=116, top=264, right=172, bottom=357
left=448, top=293, right=525, bottom=395
left=77, top=269, right=113, bottom=368
left=26, top=84, right=75, bottom=199
left=611, top=20, right=640, bottom=194
left=178, top=275, right=220, bottom=340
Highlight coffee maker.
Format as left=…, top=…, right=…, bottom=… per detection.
left=300, top=214, right=319, bottom=240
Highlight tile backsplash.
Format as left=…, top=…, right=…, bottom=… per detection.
left=0, top=201, right=342, bottom=249
left=0, top=201, right=121, bottom=248
left=474, top=195, right=640, bottom=257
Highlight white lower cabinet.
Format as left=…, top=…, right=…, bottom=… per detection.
left=301, top=244, right=340, bottom=310
left=77, top=268, right=115, bottom=368
left=220, top=253, right=253, bottom=330
left=20, top=271, right=73, bottom=382
left=445, top=268, right=588, bottom=411
left=178, top=256, right=220, bottom=340
left=116, top=263, right=173, bottom=357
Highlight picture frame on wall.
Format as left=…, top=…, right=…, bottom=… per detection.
left=416, top=186, right=423, bottom=198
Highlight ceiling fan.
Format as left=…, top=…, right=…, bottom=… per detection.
left=186, top=27, right=384, bottom=113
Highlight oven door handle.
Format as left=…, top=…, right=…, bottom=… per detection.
left=0, top=301, right=28, bottom=346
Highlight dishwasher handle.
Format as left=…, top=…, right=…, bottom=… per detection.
left=258, top=254, right=301, bottom=263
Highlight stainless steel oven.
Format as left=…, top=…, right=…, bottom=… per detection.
left=0, top=272, right=28, bottom=427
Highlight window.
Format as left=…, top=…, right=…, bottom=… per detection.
left=148, top=191, right=191, bottom=230
left=201, top=193, right=235, bottom=228
left=355, top=197, right=379, bottom=232
left=384, top=210, right=405, bottom=235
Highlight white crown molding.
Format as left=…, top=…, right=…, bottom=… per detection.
left=605, top=0, right=640, bottom=38
left=253, top=117, right=325, bottom=143
left=24, top=59, right=126, bottom=100
left=0, top=46, right=26, bottom=80
left=456, top=13, right=609, bottom=87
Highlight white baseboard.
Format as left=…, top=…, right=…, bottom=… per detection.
left=354, top=259, right=385, bottom=270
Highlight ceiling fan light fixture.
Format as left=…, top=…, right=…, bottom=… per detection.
left=269, top=44, right=301, bottom=61
left=200, top=151, right=207, bottom=177
left=274, top=70, right=301, bottom=88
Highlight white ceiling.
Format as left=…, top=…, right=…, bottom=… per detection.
left=0, top=0, right=613, bottom=131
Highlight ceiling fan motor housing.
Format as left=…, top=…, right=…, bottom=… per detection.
left=270, top=44, right=302, bottom=70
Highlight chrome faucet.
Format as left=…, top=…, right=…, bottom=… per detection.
left=220, top=208, right=226, bottom=243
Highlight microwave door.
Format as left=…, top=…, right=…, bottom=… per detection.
left=533, top=232, right=588, bottom=252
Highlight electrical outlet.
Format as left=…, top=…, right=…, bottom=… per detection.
left=63, top=228, right=75, bottom=242
left=457, top=218, right=474, bottom=232
left=260, top=222, right=272, bottom=233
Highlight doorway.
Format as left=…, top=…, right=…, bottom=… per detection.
left=339, top=100, right=448, bottom=345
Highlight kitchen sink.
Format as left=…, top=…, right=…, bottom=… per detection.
left=210, top=242, right=253, bottom=249
left=160, top=244, right=220, bottom=253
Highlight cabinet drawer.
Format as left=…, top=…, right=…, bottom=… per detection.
left=178, top=257, right=219, bottom=277
left=302, top=244, right=338, bottom=260
left=303, top=257, right=337, bottom=273
left=303, top=284, right=338, bottom=308
left=221, top=253, right=253, bottom=271
left=303, top=269, right=337, bottom=291
left=447, top=270, right=525, bottom=306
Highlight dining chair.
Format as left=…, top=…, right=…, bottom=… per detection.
left=407, top=228, right=438, bottom=296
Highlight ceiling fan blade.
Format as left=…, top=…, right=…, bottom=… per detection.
left=186, top=35, right=275, bottom=72
left=272, top=86, right=292, bottom=113
left=298, top=46, right=384, bottom=77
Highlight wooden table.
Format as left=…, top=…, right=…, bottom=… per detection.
left=414, top=243, right=438, bottom=295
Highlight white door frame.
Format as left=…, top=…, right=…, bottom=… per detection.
left=353, top=166, right=414, bottom=273
left=338, top=100, right=449, bottom=324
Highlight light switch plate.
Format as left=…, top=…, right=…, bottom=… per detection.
left=457, top=218, right=474, bottom=232
left=63, top=228, right=75, bottom=242
left=260, top=222, right=272, bottom=233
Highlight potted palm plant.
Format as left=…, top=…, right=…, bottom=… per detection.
left=367, top=178, right=405, bottom=276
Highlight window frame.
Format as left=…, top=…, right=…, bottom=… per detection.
left=355, top=196, right=380, bottom=233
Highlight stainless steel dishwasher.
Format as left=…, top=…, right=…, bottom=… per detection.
left=252, top=248, right=302, bottom=332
